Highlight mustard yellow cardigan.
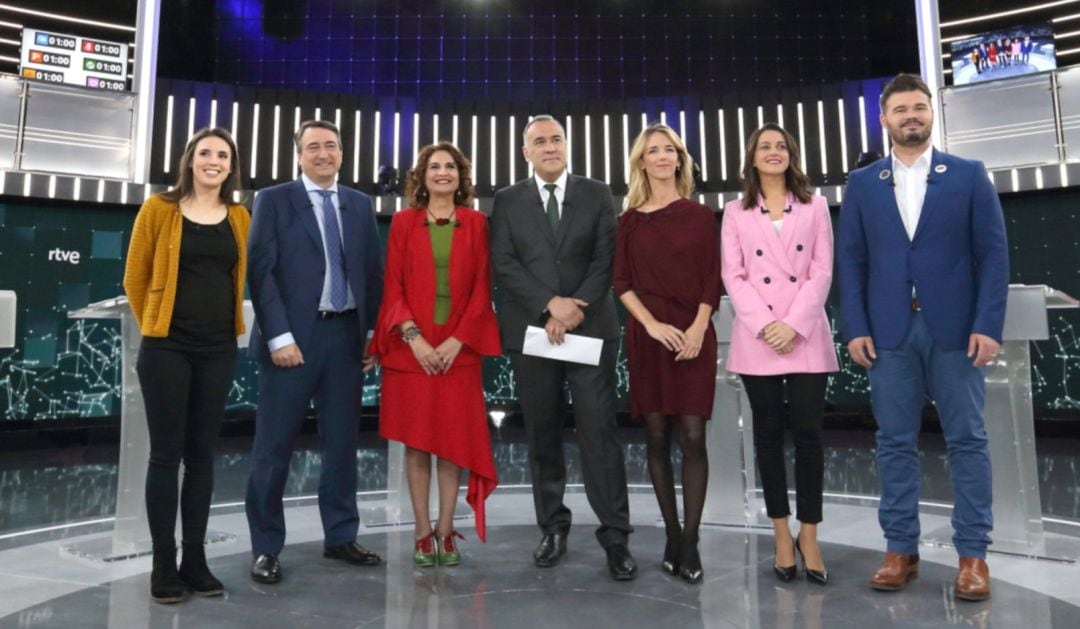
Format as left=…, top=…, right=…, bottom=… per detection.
left=123, top=194, right=250, bottom=338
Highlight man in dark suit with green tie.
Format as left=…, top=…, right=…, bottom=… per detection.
left=490, top=115, right=636, bottom=580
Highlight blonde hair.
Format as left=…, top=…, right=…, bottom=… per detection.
left=624, top=123, right=694, bottom=211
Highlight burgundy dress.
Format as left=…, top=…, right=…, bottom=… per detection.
left=614, top=199, right=723, bottom=420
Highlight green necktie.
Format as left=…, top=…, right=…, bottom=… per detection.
left=544, top=183, right=559, bottom=232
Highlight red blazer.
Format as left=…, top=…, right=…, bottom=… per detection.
left=370, top=207, right=501, bottom=370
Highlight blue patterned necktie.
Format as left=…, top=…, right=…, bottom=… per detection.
left=316, top=189, right=348, bottom=311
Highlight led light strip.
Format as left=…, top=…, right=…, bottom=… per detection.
left=941, top=0, right=1080, bottom=28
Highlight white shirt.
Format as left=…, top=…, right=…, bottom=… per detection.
left=891, top=144, right=933, bottom=241
left=771, top=219, right=784, bottom=235
left=535, top=170, right=568, bottom=220
left=267, top=174, right=358, bottom=352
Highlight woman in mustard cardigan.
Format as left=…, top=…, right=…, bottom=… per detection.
left=123, top=127, right=249, bottom=604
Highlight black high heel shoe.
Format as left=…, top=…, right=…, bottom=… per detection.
left=661, top=534, right=681, bottom=576
left=773, top=538, right=797, bottom=582
left=794, top=536, right=829, bottom=585
left=679, top=538, right=702, bottom=584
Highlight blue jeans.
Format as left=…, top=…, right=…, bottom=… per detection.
left=868, top=311, right=992, bottom=558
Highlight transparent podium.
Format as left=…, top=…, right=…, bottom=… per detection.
left=63, top=296, right=252, bottom=561
left=925, top=284, right=1079, bottom=560
left=701, top=297, right=769, bottom=528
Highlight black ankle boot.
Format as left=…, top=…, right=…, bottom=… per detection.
left=679, top=536, right=703, bottom=584
left=151, top=546, right=185, bottom=604
left=662, top=531, right=682, bottom=575
left=178, top=542, right=224, bottom=597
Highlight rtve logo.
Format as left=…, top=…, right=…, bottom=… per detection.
left=47, top=248, right=81, bottom=265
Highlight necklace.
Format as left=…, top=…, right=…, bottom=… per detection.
left=426, top=207, right=456, bottom=226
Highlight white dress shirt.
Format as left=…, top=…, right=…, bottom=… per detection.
left=535, top=170, right=568, bottom=219
left=891, top=144, right=933, bottom=241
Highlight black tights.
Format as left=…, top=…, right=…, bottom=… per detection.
left=643, top=413, right=708, bottom=543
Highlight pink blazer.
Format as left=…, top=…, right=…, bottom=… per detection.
left=721, top=194, right=839, bottom=375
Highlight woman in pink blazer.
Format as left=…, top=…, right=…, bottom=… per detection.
left=721, top=122, right=839, bottom=585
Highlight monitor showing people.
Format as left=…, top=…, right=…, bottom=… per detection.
left=949, top=22, right=1055, bottom=86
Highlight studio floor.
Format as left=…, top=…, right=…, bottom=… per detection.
left=1, top=429, right=1079, bottom=628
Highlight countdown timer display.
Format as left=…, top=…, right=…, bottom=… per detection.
left=19, top=29, right=129, bottom=92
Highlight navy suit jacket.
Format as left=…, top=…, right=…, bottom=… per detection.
left=837, top=150, right=1009, bottom=351
left=246, top=179, right=383, bottom=362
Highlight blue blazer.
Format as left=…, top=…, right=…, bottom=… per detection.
left=837, top=150, right=1008, bottom=351
left=246, top=179, right=383, bottom=362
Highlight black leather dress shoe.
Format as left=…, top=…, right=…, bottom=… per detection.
left=533, top=532, right=567, bottom=567
left=605, top=543, right=638, bottom=581
left=324, top=542, right=382, bottom=566
left=250, top=554, right=281, bottom=584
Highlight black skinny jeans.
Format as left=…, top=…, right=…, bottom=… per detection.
left=137, top=342, right=236, bottom=550
left=740, top=373, right=827, bottom=523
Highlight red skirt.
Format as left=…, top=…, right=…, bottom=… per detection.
left=378, top=361, right=498, bottom=541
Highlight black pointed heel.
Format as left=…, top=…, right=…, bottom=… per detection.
left=661, top=535, right=681, bottom=576
left=795, top=536, right=829, bottom=585
left=773, top=538, right=797, bottom=582
left=679, top=538, right=702, bottom=584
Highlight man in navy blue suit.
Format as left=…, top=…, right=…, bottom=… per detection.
left=245, top=120, right=384, bottom=584
left=838, top=74, right=1008, bottom=601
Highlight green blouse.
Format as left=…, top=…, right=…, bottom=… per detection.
left=428, top=221, right=454, bottom=324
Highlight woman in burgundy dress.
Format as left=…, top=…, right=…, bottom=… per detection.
left=371, top=142, right=501, bottom=566
left=614, top=123, right=722, bottom=584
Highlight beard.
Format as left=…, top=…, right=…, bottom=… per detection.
left=889, top=122, right=932, bottom=147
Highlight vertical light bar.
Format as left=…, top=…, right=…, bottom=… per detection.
left=756, top=105, right=764, bottom=129
left=97, top=179, right=105, bottom=203
left=489, top=115, right=497, bottom=186
left=209, top=99, right=218, bottom=128
left=412, top=113, right=420, bottom=165
left=882, top=124, right=890, bottom=156
left=131, top=0, right=161, bottom=184
left=334, top=108, right=341, bottom=130
left=1060, top=163, right=1069, bottom=187
left=509, top=115, right=517, bottom=183
left=623, top=113, right=630, bottom=184
left=373, top=111, right=381, bottom=182
left=1010, top=168, right=1019, bottom=192
left=352, top=110, right=361, bottom=183
left=837, top=99, right=849, bottom=172
left=641, top=112, right=648, bottom=131
left=230, top=101, right=239, bottom=141
left=395, top=196, right=402, bottom=212
left=777, top=104, right=785, bottom=129
left=737, top=107, right=746, bottom=173
left=679, top=110, right=686, bottom=138
left=293, top=106, right=301, bottom=177
left=249, top=103, right=260, bottom=179
left=22, top=174, right=31, bottom=197
left=47, top=175, right=56, bottom=199
left=120, top=180, right=127, bottom=205
left=433, top=113, right=440, bottom=144
left=72, top=177, right=80, bottom=201
left=698, top=111, right=707, bottom=181
left=314, top=107, right=321, bottom=121
left=471, top=115, right=478, bottom=177
left=858, top=96, right=868, bottom=152
left=392, top=112, right=401, bottom=176
left=271, top=105, right=281, bottom=180
left=187, top=97, right=196, bottom=139
left=604, top=114, right=612, bottom=185
left=718, top=109, right=727, bottom=181
left=797, top=102, right=807, bottom=173
left=584, top=114, right=592, bottom=179
left=817, top=100, right=828, bottom=174
left=1035, top=167, right=1044, bottom=190
left=163, top=95, right=174, bottom=173
left=452, top=114, right=459, bottom=147
left=565, top=115, right=573, bottom=173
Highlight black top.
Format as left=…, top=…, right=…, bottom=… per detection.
left=148, top=215, right=237, bottom=350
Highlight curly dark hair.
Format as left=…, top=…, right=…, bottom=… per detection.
left=404, top=142, right=475, bottom=208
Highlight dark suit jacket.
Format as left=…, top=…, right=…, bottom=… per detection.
left=490, top=174, right=620, bottom=351
left=837, top=150, right=1008, bottom=351
left=247, top=179, right=383, bottom=362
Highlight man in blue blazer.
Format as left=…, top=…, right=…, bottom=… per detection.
left=245, top=120, right=384, bottom=583
left=838, top=74, right=1008, bottom=601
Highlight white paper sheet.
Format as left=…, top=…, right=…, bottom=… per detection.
left=521, top=325, right=603, bottom=366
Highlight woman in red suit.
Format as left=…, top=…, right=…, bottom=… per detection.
left=370, top=142, right=501, bottom=567
left=721, top=123, right=838, bottom=585
left=614, top=123, right=722, bottom=584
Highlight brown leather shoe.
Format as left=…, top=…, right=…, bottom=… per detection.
left=869, top=552, right=919, bottom=591
left=955, top=557, right=991, bottom=601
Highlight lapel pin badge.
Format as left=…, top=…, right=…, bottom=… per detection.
left=879, top=169, right=891, bottom=180
left=934, top=164, right=947, bottom=174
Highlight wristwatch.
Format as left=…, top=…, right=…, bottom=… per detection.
left=401, top=326, right=421, bottom=343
